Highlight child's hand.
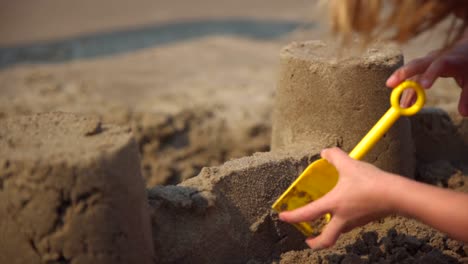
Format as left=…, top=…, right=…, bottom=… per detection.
left=279, top=148, right=394, bottom=249
left=386, top=34, right=468, bottom=116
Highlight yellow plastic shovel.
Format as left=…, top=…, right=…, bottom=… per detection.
left=272, top=80, right=426, bottom=236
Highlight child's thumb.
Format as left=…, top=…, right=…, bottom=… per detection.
left=320, top=147, right=350, bottom=171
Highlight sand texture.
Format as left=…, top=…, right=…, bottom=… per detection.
left=272, top=40, right=414, bottom=177
left=149, top=148, right=320, bottom=263
left=146, top=122, right=468, bottom=264
left=146, top=107, right=467, bottom=264
left=0, top=2, right=467, bottom=262
left=0, top=37, right=466, bottom=263
left=0, top=112, right=154, bottom=264
left=411, top=108, right=468, bottom=163
left=0, top=37, right=275, bottom=187
left=278, top=216, right=468, bottom=264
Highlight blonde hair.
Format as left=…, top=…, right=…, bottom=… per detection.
left=329, top=0, right=468, bottom=47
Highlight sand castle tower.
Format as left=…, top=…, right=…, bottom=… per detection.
left=0, top=113, right=154, bottom=263
left=272, top=41, right=415, bottom=176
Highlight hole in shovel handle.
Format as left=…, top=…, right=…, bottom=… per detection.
left=390, top=80, right=426, bottom=116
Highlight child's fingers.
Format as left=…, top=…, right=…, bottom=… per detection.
left=420, top=56, right=463, bottom=88
left=279, top=196, right=331, bottom=224
left=400, top=87, right=416, bottom=107
left=321, top=147, right=351, bottom=172
left=458, top=83, right=468, bottom=116
left=456, top=77, right=464, bottom=88
left=305, top=217, right=345, bottom=249
left=399, top=75, right=422, bottom=107
left=386, top=57, right=434, bottom=87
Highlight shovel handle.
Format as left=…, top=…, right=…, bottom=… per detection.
left=349, top=81, right=425, bottom=160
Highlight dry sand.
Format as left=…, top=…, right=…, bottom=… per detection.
left=0, top=112, right=153, bottom=263
left=272, top=41, right=414, bottom=177
left=144, top=42, right=468, bottom=263
left=0, top=36, right=277, bottom=186
left=149, top=148, right=319, bottom=263
left=0, top=1, right=467, bottom=263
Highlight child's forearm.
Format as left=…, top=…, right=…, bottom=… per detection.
left=383, top=173, right=468, bottom=242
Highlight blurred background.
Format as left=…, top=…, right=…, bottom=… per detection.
left=0, top=0, right=320, bottom=67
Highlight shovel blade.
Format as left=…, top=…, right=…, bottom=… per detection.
left=272, top=158, right=339, bottom=236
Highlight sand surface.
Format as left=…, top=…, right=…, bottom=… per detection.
left=0, top=1, right=467, bottom=263
left=272, top=41, right=414, bottom=177
left=0, top=112, right=153, bottom=263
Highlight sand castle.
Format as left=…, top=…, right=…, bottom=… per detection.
left=0, top=113, right=154, bottom=263
left=1, top=41, right=467, bottom=264
left=272, top=41, right=414, bottom=176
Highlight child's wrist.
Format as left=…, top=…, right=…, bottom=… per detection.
left=373, top=171, right=404, bottom=215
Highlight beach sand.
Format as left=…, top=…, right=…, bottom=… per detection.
left=0, top=1, right=466, bottom=263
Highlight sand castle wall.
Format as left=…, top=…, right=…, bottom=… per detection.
left=0, top=112, right=314, bottom=264
left=272, top=41, right=415, bottom=177
left=147, top=108, right=468, bottom=263
left=0, top=113, right=154, bottom=264
left=148, top=147, right=323, bottom=263
left=411, top=108, right=468, bottom=163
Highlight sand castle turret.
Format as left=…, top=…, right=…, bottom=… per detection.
left=272, top=41, right=415, bottom=177
left=0, top=113, right=154, bottom=263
